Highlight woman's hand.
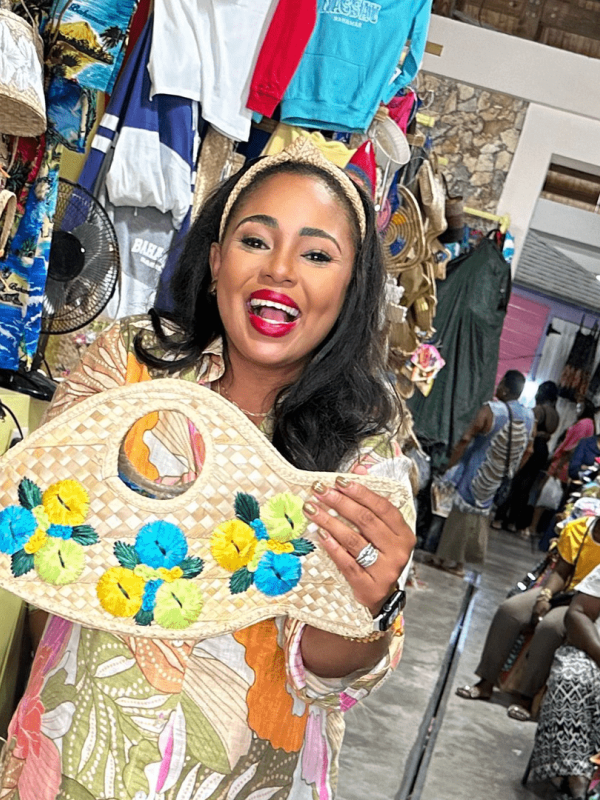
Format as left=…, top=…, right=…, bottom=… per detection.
left=303, top=478, right=415, bottom=616
left=531, top=597, right=551, bottom=626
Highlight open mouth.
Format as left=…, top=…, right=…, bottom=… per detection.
left=248, top=298, right=300, bottom=323
left=247, top=290, right=301, bottom=338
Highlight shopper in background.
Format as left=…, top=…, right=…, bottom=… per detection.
left=530, top=563, right=600, bottom=800
left=456, top=514, right=600, bottom=722
left=528, top=399, right=596, bottom=537
left=492, top=380, right=559, bottom=535
left=433, top=370, right=535, bottom=577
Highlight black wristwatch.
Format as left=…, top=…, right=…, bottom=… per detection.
left=372, top=588, right=406, bottom=632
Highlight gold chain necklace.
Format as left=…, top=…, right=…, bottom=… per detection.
left=214, top=380, right=270, bottom=419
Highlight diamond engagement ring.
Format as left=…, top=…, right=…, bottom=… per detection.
left=356, top=543, right=379, bottom=568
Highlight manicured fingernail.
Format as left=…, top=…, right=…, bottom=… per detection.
left=317, top=528, right=329, bottom=541
left=335, top=476, right=351, bottom=488
left=304, top=502, right=318, bottom=516
left=312, top=481, right=328, bottom=495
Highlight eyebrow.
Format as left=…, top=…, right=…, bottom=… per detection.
left=234, top=214, right=278, bottom=230
left=299, top=226, right=340, bottom=252
left=234, top=216, right=341, bottom=253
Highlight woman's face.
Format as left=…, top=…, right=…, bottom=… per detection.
left=210, top=172, right=356, bottom=376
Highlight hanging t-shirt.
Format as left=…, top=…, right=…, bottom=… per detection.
left=47, top=0, right=137, bottom=93
left=79, top=17, right=199, bottom=230
left=148, top=0, right=277, bottom=142
left=262, top=123, right=356, bottom=167
left=103, top=202, right=175, bottom=320
left=279, top=0, right=433, bottom=133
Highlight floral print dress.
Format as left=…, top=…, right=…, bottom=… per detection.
left=0, top=315, right=412, bottom=800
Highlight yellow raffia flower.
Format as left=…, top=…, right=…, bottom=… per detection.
left=43, top=480, right=89, bottom=526
left=135, top=564, right=185, bottom=583
left=158, top=566, right=183, bottom=583
left=267, top=540, right=294, bottom=555
left=210, top=519, right=257, bottom=572
left=261, top=493, right=307, bottom=542
left=24, top=528, right=48, bottom=554
left=32, top=506, right=50, bottom=532
left=247, top=540, right=269, bottom=573
left=97, top=567, right=145, bottom=618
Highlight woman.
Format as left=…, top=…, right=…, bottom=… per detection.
left=528, top=400, right=597, bottom=537
left=0, top=140, right=415, bottom=800
left=456, top=512, right=600, bottom=721
left=530, top=563, right=600, bottom=800
left=492, top=380, right=559, bottom=534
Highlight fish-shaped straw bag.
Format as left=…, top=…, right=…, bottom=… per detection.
left=0, top=380, right=413, bottom=639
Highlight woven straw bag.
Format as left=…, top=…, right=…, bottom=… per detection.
left=0, top=380, right=413, bottom=640
left=0, top=0, right=46, bottom=137
left=382, top=186, right=427, bottom=276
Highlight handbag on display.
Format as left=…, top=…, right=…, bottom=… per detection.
left=493, top=402, right=513, bottom=507
left=0, top=0, right=46, bottom=137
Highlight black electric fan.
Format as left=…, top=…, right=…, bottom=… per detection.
left=0, top=179, right=120, bottom=400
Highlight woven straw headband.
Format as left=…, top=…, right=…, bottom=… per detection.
left=218, top=136, right=367, bottom=243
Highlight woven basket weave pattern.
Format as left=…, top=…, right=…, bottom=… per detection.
left=0, top=380, right=411, bottom=639
left=0, top=7, right=46, bottom=137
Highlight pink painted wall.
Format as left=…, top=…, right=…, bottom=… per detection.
left=495, top=294, right=550, bottom=385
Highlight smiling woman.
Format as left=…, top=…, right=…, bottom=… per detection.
left=4, top=138, right=415, bottom=800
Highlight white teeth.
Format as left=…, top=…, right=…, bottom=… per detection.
left=249, top=299, right=300, bottom=318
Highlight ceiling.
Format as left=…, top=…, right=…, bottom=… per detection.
left=432, top=0, right=600, bottom=59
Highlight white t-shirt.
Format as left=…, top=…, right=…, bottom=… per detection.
left=148, top=0, right=277, bottom=142
left=575, top=563, right=600, bottom=598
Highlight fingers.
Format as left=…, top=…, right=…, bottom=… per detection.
left=313, top=479, right=416, bottom=554
left=305, top=498, right=371, bottom=559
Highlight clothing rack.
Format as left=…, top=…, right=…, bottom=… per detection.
left=463, top=206, right=511, bottom=234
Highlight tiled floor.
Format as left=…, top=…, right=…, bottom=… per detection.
left=337, top=529, right=556, bottom=800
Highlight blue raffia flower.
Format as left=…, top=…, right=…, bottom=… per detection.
left=135, top=521, right=188, bottom=569
left=48, top=524, right=73, bottom=540
left=0, top=506, right=38, bottom=555
left=250, top=519, right=268, bottom=541
left=254, top=551, right=302, bottom=597
left=142, top=579, right=164, bottom=612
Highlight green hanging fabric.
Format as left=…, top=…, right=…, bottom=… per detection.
left=408, top=236, right=512, bottom=471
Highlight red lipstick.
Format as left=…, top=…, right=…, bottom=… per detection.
left=247, top=289, right=300, bottom=338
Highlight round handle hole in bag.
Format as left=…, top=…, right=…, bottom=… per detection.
left=117, top=410, right=204, bottom=500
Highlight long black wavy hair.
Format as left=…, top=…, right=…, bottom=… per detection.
left=135, top=159, right=400, bottom=472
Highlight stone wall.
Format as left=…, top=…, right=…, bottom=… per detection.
left=419, top=73, right=528, bottom=214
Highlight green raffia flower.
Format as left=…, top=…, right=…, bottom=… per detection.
left=261, top=493, right=307, bottom=542
left=34, top=538, right=85, bottom=585
left=153, top=579, right=203, bottom=629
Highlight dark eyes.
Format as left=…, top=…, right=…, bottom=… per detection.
left=239, top=236, right=333, bottom=264
left=241, top=236, right=267, bottom=249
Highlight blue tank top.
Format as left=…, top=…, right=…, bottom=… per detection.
left=449, top=400, right=535, bottom=514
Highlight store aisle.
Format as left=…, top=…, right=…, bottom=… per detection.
left=337, top=530, right=553, bottom=800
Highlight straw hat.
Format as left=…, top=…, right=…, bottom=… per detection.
left=0, top=0, right=46, bottom=137
left=0, top=380, right=413, bottom=639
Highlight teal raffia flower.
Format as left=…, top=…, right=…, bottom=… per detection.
left=0, top=506, right=38, bottom=555
left=253, top=551, right=302, bottom=596
left=135, top=521, right=188, bottom=569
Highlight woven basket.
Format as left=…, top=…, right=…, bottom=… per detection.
left=0, top=380, right=413, bottom=639
left=0, top=0, right=46, bottom=137
left=382, top=187, right=427, bottom=276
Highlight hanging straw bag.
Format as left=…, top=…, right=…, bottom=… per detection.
left=0, top=0, right=46, bottom=137
left=0, top=380, right=413, bottom=640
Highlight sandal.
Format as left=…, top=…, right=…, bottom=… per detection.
left=507, top=704, right=532, bottom=721
left=456, top=685, right=492, bottom=701
left=440, top=564, right=465, bottom=578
